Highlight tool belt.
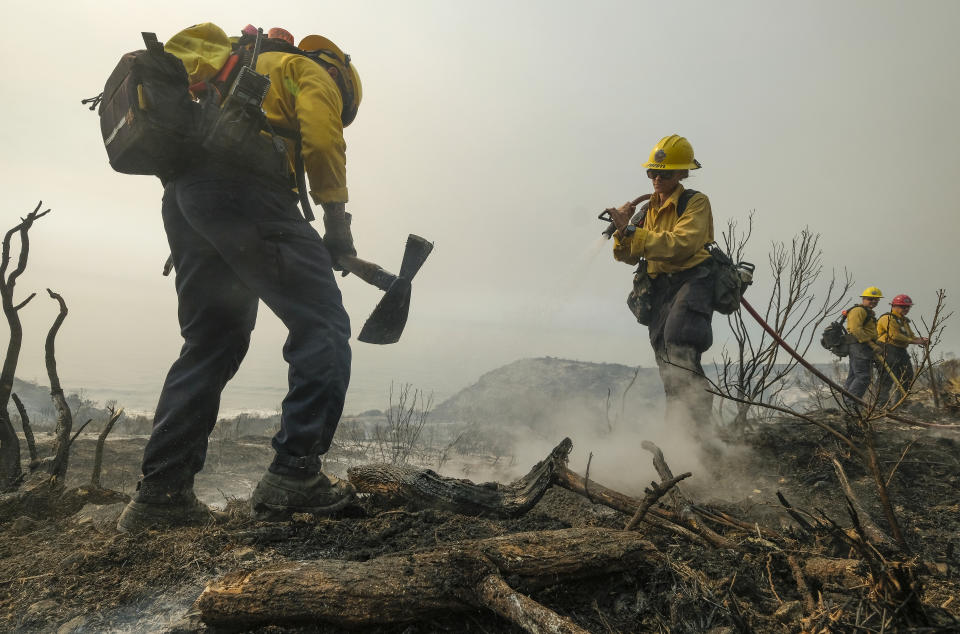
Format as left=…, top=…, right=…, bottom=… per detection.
left=628, top=259, right=712, bottom=326
left=627, top=260, right=654, bottom=325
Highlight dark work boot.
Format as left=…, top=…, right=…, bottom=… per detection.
left=116, top=489, right=219, bottom=533
left=250, top=471, right=356, bottom=520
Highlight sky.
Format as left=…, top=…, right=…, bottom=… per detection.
left=2, top=0, right=958, bottom=415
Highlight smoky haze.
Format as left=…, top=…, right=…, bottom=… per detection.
left=2, top=0, right=958, bottom=415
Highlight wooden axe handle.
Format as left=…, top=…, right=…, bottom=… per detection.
left=336, top=255, right=396, bottom=292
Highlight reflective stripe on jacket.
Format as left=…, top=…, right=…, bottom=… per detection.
left=612, top=185, right=713, bottom=275
left=877, top=312, right=915, bottom=347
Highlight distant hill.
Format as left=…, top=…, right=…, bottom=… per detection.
left=7, top=378, right=112, bottom=430
left=431, top=357, right=664, bottom=435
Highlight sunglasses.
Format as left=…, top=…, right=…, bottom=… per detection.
left=646, top=169, right=678, bottom=180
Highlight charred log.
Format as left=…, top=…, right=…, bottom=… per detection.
left=196, top=527, right=659, bottom=629
left=347, top=437, right=572, bottom=517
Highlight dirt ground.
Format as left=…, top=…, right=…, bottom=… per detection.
left=1, top=408, right=959, bottom=633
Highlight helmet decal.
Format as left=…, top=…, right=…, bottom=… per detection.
left=654, top=149, right=667, bottom=162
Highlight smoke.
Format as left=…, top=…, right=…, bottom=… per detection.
left=435, top=357, right=761, bottom=505
left=453, top=392, right=718, bottom=498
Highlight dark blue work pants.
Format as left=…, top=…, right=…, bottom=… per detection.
left=843, top=343, right=874, bottom=409
left=647, top=262, right=715, bottom=428
left=139, top=166, right=351, bottom=498
left=876, top=345, right=913, bottom=407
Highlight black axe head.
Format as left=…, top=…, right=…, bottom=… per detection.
left=357, top=234, right=433, bottom=344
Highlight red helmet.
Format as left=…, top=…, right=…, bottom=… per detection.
left=891, top=294, right=913, bottom=307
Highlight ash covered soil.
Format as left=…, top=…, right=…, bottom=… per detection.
left=2, top=411, right=959, bottom=633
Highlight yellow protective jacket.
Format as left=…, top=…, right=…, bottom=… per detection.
left=846, top=305, right=879, bottom=345
left=612, top=185, right=713, bottom=275
left=877, top=312, right=915, bottom=348
left=164, top=24, right=348, bottom=204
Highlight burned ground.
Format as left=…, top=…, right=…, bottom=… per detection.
left=1, top=411, right=959, bottom=633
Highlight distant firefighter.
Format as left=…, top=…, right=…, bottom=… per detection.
left=876, top=294, right=929, bottom=406
left=843, top=286, right=883, bottom=408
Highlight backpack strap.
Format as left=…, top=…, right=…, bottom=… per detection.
left=270, top=127, right=314, bottom=221
left=677, top=189, right=698, bottom=216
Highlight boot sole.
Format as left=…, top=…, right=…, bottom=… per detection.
left=116, top=501, right=218, bottom=533
left=251, top=494, right=354, bottom=521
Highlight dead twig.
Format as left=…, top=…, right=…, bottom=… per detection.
left=829, top=456, right=893, bottom=547
left=640, top=440, right=686, bottom=509
left=553, top=465, right=736, bottom=549
left=67, top=419, right=94, bottom=447
left=786, top=554, right=816, bottom=614
left=624, top=472, right=691, bottom=531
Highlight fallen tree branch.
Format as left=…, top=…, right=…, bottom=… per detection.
left=476, top=573, right=589, bottom=634
left=553, top=465, right=735, bottom=549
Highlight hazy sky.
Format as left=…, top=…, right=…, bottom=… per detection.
left=2, top=1, right=958, bottom=413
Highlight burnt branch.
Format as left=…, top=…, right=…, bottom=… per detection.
left=68, top=419, right=94, bottom=447
left=90, top=407, right=124, bottom=488
left=829, top=456, right=893, bottom=547
left=640, top=440, right=688, bottom=509
left=624, top=471, right=691, bottom=531
left=718, top=220, right=854, bottom=427
left=553, top=463, right=736, bottom=549
left=0, top=202, right=51, bottom=491
left=348, top=438, right=571, bottom=517
left=43, top=289, right=73, bottom=481
left=476, top=573, right=590, bottom=634
left=10, top=393, right=37, bottom=465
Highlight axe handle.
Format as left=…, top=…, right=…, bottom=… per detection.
left=337, top=255, right=396, bottom=292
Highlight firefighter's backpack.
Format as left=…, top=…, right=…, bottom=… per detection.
left=90, top=33, right=200, bottom=178
left=820, top=306, right=860, bottom=357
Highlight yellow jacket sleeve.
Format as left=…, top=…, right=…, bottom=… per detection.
left=613, top=194, right=712, bottom=272
left=260, top=53, right=348, bottom=204
left=612, top=233, right=641, bottom=265
left=847, top=307, right=877, bottom=344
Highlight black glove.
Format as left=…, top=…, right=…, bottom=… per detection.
left=321, top=203, right=357, bottom=265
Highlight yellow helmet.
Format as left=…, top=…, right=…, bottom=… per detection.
left=861, top=286, right=884, bottom=298
left=643, top=134, right=701, bottom=170
left=298, top=34, right=362, bottom=127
